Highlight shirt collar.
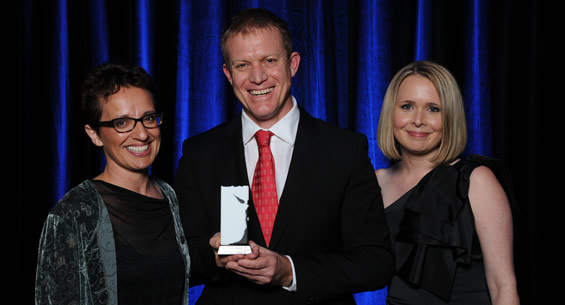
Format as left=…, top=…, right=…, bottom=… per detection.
left=242, top=96, right=300, bottom=146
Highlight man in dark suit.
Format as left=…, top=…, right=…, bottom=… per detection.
left=175, top=8, right=394, bottom=305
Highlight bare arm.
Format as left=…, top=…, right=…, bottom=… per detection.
left=469, top=166, right=520, bottom=305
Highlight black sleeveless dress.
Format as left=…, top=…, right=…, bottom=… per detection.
left=383, top=155, right=517, bottom=305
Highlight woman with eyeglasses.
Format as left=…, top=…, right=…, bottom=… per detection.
left=35, top=63, right=190, bottom=305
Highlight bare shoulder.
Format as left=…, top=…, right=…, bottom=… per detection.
left=469, top=165, right=500, bottom=188
left=468, top=165, right=509, bottom=210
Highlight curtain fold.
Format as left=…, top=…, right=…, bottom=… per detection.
left=135, top=0, right=154, bottom=73
left=414, top=0, right=431, bottom=61
left=174, top=0, right=192, bottom=171
left=463, top=0, right=491, bottom=156
left=51, top=0, right=69, bottom=203
left=354, top=0, right=391, bottom=169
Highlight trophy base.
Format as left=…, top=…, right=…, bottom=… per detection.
left=218, top=245, right=252, bottom=255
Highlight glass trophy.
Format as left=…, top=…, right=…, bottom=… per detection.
left=218, top=186, right=252, bottom=255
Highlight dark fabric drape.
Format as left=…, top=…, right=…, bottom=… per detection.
left=18, top=0, right=549, bottom=304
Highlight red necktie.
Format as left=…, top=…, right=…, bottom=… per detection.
left=252, top=130, right=278, bottom=247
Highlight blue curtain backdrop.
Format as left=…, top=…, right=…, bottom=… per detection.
left=19, top=0, right=545, bottom=303
left=38, top=0, right=493, bottom=205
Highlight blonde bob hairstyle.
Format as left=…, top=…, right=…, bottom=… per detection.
left=377, top=61, right=467, bottom=164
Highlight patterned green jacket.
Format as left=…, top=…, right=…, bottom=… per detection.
left=35, top=179, right=190, bottom=305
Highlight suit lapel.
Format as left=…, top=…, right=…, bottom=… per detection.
left=269, top=110, right=321, bottom=249
left=221, top=118, right=248, bottom=187
left=221, top=117, right=266, bottom=245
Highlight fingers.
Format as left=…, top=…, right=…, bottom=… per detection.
left=225, top=242, right=275, bottom=285
left=210, top=232, right=245, bottom=267
left=226, top=258, right=275, bottom=285
left=244, top=241, right=260, bottom=259
left=209, top=232, right=221, bottom=249
left=229, top=269, right=273, bottom=285
left=210, top=239, right=292, bottom=286
left=227, top=243, right=292, bottom=286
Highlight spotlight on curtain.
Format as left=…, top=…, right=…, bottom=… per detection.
left=88, top=0, right=109, bottom=65
left=174, top=0, right=192, bottom=172
left=88, top=0, right=109, bottom=173
left=135, top=0, right=154, bottom=74
left=51, top=0, right=69, bottom=205
left=464, top=0, right=491, bottom=156
left=173, top=0, right=228, bottom=174
left=355, top=0, right=391, bottom=170
left=415, top=0, right=432, bottom=61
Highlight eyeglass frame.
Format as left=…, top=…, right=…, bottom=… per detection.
left=96, top=113, right=163, bottom=133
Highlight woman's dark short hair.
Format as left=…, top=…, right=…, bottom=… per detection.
left=81, top=63, right=157, bottom=129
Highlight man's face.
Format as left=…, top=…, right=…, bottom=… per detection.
left=223, top=27, right=300, bottom=128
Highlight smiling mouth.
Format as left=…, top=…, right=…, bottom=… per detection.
left=126, top=145, right=149, bottom=153
left=249, top=87, right=274, bottom=96
left=407, top=132, right=430, bottom=138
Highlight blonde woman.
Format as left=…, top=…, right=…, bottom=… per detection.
left=376, top=61, right=519, bottom=305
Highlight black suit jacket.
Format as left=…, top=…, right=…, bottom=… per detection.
left=176, top=109, right=394, bottom=305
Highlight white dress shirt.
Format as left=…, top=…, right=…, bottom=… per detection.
left=241, top=97, right=299, bottom=200
left=241, top=96, right=299, bottom=291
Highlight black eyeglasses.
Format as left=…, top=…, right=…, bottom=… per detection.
left=97, top=113, right=163, bottom=133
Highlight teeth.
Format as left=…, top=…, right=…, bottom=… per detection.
left=127, top=145, right=149, bottom=153
left=250, top=87, right=274, bottom=96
